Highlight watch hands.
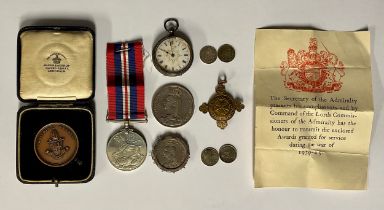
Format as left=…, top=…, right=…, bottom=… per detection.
left=171, top=41, right=179, bottom=58
left=159, top=48, right=171, bottom=55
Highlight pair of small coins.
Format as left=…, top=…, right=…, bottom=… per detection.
left=200, top=44, right=235, bottom=64
left=201, top=144, right=237, bottom=166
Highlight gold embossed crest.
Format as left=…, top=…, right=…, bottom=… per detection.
left=199, top=78, right=244, bottom=129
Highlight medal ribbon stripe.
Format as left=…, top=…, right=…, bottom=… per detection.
left=128, top=42, right=137, bottom=119
left=106, top=41, right=145, bottom=121
left=106, top=43, right=116, bottom=120
left=113, top=43, right=123, bottom=119
left=122, top=42, right=129, bottom=120
left=133, top=42, right=145, bottom=119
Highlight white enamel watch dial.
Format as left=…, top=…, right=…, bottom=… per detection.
left=153, top=18, right=194, bottom=76
left=154, top=36, right=193, bottom=76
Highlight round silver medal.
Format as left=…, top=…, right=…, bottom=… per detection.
left=107, top=127, right=147, bottom=171
left=152, top=133, right=190, bottom=172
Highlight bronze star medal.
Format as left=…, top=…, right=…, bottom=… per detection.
left=199, top=77, right=244, bottom=129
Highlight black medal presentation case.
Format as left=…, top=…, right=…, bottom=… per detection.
left=16, top=26, right=95, bottom=185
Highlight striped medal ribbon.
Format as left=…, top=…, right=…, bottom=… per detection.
left=106, top=40, right=146, bottom=122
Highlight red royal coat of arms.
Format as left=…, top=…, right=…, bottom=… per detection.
left=280, top=38, right=345, bottom=93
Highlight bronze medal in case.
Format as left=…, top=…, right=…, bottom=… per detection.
left=34, top=123, right=79, bottom=167
left=17, top=26, right=95, bottom=185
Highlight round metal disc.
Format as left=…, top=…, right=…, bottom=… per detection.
left=152, top=35, right=194, bottom=77
left=34, top=123, right=79, bottom=167
left=152, top=133, right=189, bottom=172
left=208, top=93, right=236, bottom=122
left=199, top=45, right=217, bottom=64
left=218, top=44, right=235, bottom=63
left=219, top=144, right=237, bottom=163
left=152, top=84, right=194, bottom=128
left=106, top=127, right=147, bottom=171
left=201, top=147, right=219, bottom=166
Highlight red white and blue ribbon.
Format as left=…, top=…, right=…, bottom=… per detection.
left=106, top=40, right=145, bottom=121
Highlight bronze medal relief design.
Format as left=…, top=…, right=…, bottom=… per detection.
left=34, top=123, right=79, bottom=167
left=152, top=133, right=190, bottom=172
left=200, top=78, right=244, bottom=129
left=152, top=84, right=194, bottom=128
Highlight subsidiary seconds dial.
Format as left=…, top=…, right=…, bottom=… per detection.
left=153, top=18, right=194, bottom=76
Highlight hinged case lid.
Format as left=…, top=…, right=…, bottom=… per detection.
left=17, top=26, right=95, bottom=102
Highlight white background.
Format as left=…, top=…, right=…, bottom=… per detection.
left=0, top=0, right=383, bottom=209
